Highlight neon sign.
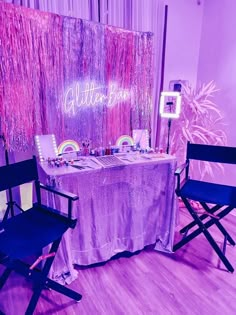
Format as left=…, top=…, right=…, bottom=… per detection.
left=63, top=81, right=131, bottom=116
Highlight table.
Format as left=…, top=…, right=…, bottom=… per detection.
left=39, top=153, right=178, bottom=284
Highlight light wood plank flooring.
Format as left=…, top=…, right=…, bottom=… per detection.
left=1, top=209, right=236, bottom=315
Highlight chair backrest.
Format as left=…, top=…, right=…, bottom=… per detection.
left=0, top=156, right=38, bottom=192
left=186, top=142, right=236, bottom=164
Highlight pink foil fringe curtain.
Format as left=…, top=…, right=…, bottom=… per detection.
left=0, top=2, right=153, bottom=151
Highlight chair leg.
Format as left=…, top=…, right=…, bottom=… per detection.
left=2, top=204, right=11, bottom=222
left=25, top=240, right=62, bottom=315
left=176, top=198, right=234, bottom=273
left=0, top=238, right=82, bottom=314
left=25, top=237, right=82, bottom=314
left=201, top=227, right=234, bottom=272
left=174, top=227, right=202, bottom=251
left=0, top=267, right=12, bottom=290
left=25, top=286, right=43, bottom=315
left=200, top=203, right=235, bottom=246
left=214, top=220, right=235, bottom=246
left=46, top=278, right=82, bottom=301
left=25, top=272, right=82, bottom=315
left=174, top=208, right=226, bottom=251
left=174, top=206, right=235, bottom=251
left=180, top=204, right=222, bottom=234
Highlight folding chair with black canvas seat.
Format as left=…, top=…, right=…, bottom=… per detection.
left=0, top=156, right=82, bottom=315
left=174, top=142, right=236, bottom=272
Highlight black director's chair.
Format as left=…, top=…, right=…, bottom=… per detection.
left=0, top=156, right=82, bottom=314
left=174, top=142, right=236, bottom=272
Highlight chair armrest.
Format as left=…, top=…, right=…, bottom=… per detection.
left=175, top=162, right=189, bottom=192
left=175, top=162, right=189, bottom=176
left=39, top=183, right=79, bottom=201
left=39, top=183, right=78, bottom=220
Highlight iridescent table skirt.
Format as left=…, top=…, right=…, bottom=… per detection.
left=39, top=154, right=178, bottom=284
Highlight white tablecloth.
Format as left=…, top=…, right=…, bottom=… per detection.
left=40, top=154, right=178, bottom=284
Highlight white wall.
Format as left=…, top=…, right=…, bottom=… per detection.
left=164, top=0, right=204, bottom=89
left=163, top=0, right=236, bottom=186
left=198, top=0, right=236, bottom=147
left=197, top=0, right=236, bottom=185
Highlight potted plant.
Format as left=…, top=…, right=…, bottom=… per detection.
left=161, top=80, right=227, bottom=179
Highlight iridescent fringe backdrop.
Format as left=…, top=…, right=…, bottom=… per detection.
left=0, top=2, right=153, bottom=151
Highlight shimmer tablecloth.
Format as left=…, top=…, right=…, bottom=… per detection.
left=40, top=154, right=177, bottom=283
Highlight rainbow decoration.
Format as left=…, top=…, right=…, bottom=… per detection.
left=58, top=140, right=80, bottom=155
left=116, top=135, right=134, bottom=146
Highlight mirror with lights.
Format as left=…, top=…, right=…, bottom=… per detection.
left=35, top=134, right=58, bottom=162
left=132, top=129, right=149, bottom=150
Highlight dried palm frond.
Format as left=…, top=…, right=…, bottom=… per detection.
left=160, top=81, right=227, bottom=179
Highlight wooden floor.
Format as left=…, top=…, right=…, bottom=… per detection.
left=1, top=209, right=236, bottom=315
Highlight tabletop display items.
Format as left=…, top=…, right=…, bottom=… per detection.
left=81, top=139, right=91, bottom=156
left=58, top=139, right=80, bottom=156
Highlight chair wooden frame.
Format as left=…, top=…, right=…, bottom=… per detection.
left=0, top=156, right=82, bottom=314
left=174, top=142, right=236, bottom=272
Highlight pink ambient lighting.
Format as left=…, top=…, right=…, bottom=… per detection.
left=159, top=91, right=182, bottom=119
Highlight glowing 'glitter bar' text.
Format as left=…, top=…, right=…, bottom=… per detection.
left=64, top=82, right=130, bottom=115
